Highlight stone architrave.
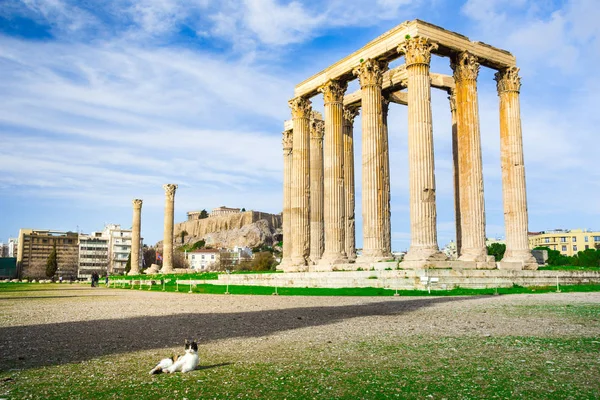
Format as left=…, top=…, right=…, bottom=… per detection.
left=309, top=115, right=325, bottom=264
left=353, top=59, right=392, bottom=261
left=352, top=59, right=391, bottom=262
left=129, top=199, right=143, bottom=275
left=495, top=67, right=537, bottom=269
left=451, top=51, right=489, bottom=263
left=319, top=79, right=348, bottom=265
left=398, top=37, right=446, bottom=263
left=449, top=91, right=462, bottom=256
left=288, top=97, right=312, bottom=267
left=161, top=184, right=178, bottom=273
left=343, top=106, right=359, bottom=261
left=280, top=130, right=293, bottom=268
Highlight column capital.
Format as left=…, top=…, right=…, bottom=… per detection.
left=451, top=51, right=480, bottom=82
left=163, top=184, right=178, bottom=201
left=288, top=97, right=312, bottom=119
left=318, top=79, right=347, bottom=104
left=448, top=90, right=457, bottom=112
left=132, top=199, right=143, bottom=209
left=397, top=36, right=438, bottom=67
left=495, top=66, right=521, bottom=94
left=353, top=58, right=389, bottom=88
left=310, top=118, right=324, bottom=140
left=343, top=106, right=360, bottom=124
left=282, top=130, right=293, bottom=152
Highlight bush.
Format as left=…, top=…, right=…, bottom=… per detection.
left=487, top=243, right=506, bottom=261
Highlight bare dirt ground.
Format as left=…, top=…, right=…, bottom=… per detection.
left=1, top=285, right=599, bottom=372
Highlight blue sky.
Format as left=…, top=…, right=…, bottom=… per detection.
left=0, top=0, right=598, bottom=250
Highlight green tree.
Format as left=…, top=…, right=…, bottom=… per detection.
left=125, top=252, right=131, bottom=274
left=46, top=242, right=58, bottom=278
left=143, top=246, right=155, bottom=269
left=486, top=242, right=506, bottom=261
left=575, top=248, right=600, bottom=267
left=251, top=251, right=276, bottom=271
left=180, top=230, right=188, bottom=244
left=241, top=208, right=246, bottom=212
left=533, top=246, right=575, bottom=266
left=199, top=209, right=209, bottom=219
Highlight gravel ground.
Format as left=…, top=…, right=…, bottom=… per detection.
left=1, top=286, right=599, bottom=371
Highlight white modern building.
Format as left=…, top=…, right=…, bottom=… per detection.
left=8, top=238, right=18, bottom=258
left=102, top=224, right=142, bottom=274
left=186, top=249, right=220, bottom=270
left=78, top=232, right=109, bottom=279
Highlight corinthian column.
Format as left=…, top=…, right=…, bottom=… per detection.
left=398, top=37, right=445, bottom=263
left=319, top=79, right=348, bottom=265
left=288, top=97, right=312, bottom=267
left=451, top=51, right=489, bottom=262
left=309, top=115, right=325, bottom=263
left=495, top=67, right=537, bottom=269
left=343, top=106, right=359, bottom=261
left=449, top=91, right=462, bottom=257
left=381, top=97, right=392, bottom=254
left=280, top=130, right=293, bottom=269
left=353, top=59, right=392, bottom=261
left=161, top=184, right=177, bottom=273
left=129, top=199, right=143, bottom=275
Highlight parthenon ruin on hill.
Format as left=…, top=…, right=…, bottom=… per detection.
left=279, top=19, right=538, bottom=272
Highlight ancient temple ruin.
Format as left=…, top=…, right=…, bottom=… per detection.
left=280, top=20, right=537, bottom=272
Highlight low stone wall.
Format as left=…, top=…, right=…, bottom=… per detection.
left=190, top=269, right=600, bottom=291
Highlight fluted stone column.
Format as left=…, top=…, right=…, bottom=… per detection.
left=381, top=97, right=392, bottom=254
left=398, top=38, right=445, bottom=263
left=319, top=79, right=348, bottom=265
left=129, top=199, right=142, bottom=275
left=280, top=130, right=293, bottom=269
left=161, top=184, right=178, bottom=273
left=495, top=67, right=537, bottom=269
left=343, top=106, right=359, bottom=261
left=449, top=91, right=462, bottom=257
left=289, top=97, right=312, bottom=267
left=353, top=59, right=392, bottom=261
left=451, top=51, right=489, bottom=263
left=309, top=115, right=325, bottom=263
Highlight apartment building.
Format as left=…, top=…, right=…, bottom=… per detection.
left=529, top=229, right=600, bottom=256
left=78, top=231, right=109, bottom=279
left=16, top=229, right=79, bottom=279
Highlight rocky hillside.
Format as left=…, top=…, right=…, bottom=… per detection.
left=173, top=211, right=282, bottom=249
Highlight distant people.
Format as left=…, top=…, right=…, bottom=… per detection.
left=105, top=274, right=109, bottom=287
left=91, top=271, right=99, bottom=287
left=59, top=276, right=63, bottom=283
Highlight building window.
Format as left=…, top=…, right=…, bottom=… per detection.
left=544, top=238, right=550, bottom=243
left=572, top=236, right=576, bottom=242
left=191, top=255, right=195, bottom=260
left=573, top=245, right=578, bottom=252
left=211, top=255, right=215, bottom=260
left=594, top=236, right=600, bottom=242
left=585, top=236, right=589, bottom=242
left=201, top=255, right=205, bottom=260
left=560, top=237, right=566, bottom=243
left=561, top=245, right=567, bottom=252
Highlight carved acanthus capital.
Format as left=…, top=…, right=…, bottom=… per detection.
left=451, top=51, right=480, bottom=82
left=353, top=58, right=389, bottom=88
left=310, top=118, right=324, bottom=140
left=163, top=184, right=178, bottom=201
left=132, top=199, right=143, bottom=209
left=495, top=67, right=521, bottom=93
left=318, top=79, right=347, bottom=104
left=288, top=97, right=312, bottom=119
left=397, top=37, right=438, bottom=67
left=343, top=106, right=360, bottom=125
left=282, top=130, right=293, bottom=152
left=448, top=90, right=457, bottom=112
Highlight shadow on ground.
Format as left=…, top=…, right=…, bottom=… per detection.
left=0, top=290, right=469, bottom=371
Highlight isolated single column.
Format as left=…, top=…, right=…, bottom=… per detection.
left=161, top=184, right=178, bottom=273
left=129, top=199, right=143, bottom=275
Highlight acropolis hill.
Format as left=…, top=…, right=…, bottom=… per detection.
left=173, top=210, right=282, bottom=249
